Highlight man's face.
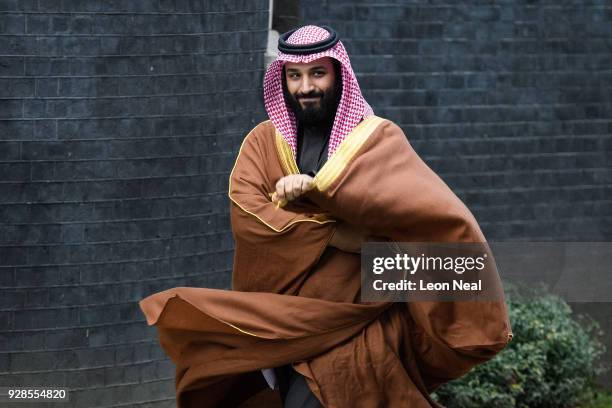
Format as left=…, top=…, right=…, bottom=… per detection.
left=283, top=57, right=341, bottom=125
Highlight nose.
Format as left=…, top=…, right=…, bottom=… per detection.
left=299, top=76, right=315, bottom=95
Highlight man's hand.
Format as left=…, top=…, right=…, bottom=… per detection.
left=273, top=174, right=314, bottom=204
left=328, top=222, right=371, bottom=254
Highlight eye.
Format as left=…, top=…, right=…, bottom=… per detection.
left=288, top=72, right=300, bottom=80
left=313, top=71, right=325, bottom=77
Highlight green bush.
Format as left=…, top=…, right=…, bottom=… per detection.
left=433, top=286, right=607, bottom=408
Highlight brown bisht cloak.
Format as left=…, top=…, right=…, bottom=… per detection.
left=139, top=116, right=513, bottom=407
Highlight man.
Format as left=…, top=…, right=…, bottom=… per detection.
left=140, top=25, right=512, bottom=408
left=268, top=35, right=366, bottom=408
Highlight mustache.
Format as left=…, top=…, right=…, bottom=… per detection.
left=296, top=92, right=324, bottom=99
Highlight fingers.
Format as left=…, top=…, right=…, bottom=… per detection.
left=275, top=175, right=314, bottom=203
left=301, top=176, right=313, bottom=193
left=286, top=177, right=294, bottom=201
left=286, top=176, right=298, bottom=201
left=294, top=175, right=313, bottom=200
left=271, top=192, right=287, bottom=208
left=275, top=178, right=286, bottom=201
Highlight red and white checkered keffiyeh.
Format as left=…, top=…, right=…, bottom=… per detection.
left=263, top=25, right=374, bottom=159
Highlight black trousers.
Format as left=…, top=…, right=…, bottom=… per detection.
left=276, top=365, right=323, bottom=408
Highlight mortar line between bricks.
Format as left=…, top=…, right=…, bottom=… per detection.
left=7, top=334, right=164, bottom=353
left=353, top=3, right=612, bottom=7
left=4, top=211, right=228, bottom=226
left=355, top=71, right=612, bottom=76
left=0, top=136, right=244, bottom=144
left=0, top=247, right=235, bottom=267
left=0, top=314, right=224, bottom=332
left=2, top=287, right=238, bottom=311
left=2, top=153, right=238, bottom=165
left=350, top=50, right=612, bottom=55
left=348, top=52, right=612, bottom=57
left=480, top=216, right=612, bottom=225
left=438, top=167, right=611, bottom=177
left=332, top=35, right=612, bottom=43
left=4, top=282, right=235, bottom=310
left=6, top=339, right=163, bottom=351
left=2, top=270, right=228, bottom=294
left=0, top=27, right=270, bottom=36
left=380, top=117, right=612, bottom=125
left=0, top=88, right=278, bottom=100
left=419, top=151, right=607, bottom=159
left=10, top=269, right=232, bottom=289
left=469, top=199, right=612, bottom=210
left=0, top=171, right=230, bottom=184
left=0, top=69, right=264, bottom=79
left=1, top=339, right=163, bottom=354
left=0, top=191, right=229, bottom=205
left=0, top=228, right=233, bottom=246
left=455, top=187, right=612, bottom=197
left=1, top=49, right=268, bottom=58
left=314, top=31, right=612, bottom=40
left=0, top=9, right=270, bottom=15
left=0, top=115, right=261, bottom=124
left=364, top=86, right=612, bottom=91
left=366, top=69, right=612, bottom=75
left=0, top=193, right=227, bottom=206
left=0, top=111, right=265, bottom=120
left=339, top=37, right=612, bottom=43
left=405, top=134, right=612, bottom=142
left=455, top=185, right=612, bottom=193
left=2, top=360, right=173, bottom=375
left=68, top=378, right=175, bottom=392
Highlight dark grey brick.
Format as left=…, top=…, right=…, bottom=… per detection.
left=24, top=57, right=70, bottom=76
left=13, top=307, right=78, bottom=330
left=0, top=78, right=34, bottom=97
left=25, top=14, right=50, bottom=34
left=32, top=119, right=57, bottom=140
left=0, top=100, right=23, bottom=119
left=35, top=78, right=59, bottom=97
left=0, top=13, right=24, bottom=34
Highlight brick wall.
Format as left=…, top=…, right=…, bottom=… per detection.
left=0, top=0, right=268, bottom=406
left=300, top=0, right=612, bottom=387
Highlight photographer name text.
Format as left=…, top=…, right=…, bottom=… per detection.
left=372, top=279, right=482, bottom=291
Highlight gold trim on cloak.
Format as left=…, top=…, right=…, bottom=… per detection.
left=228, top=121, right=336, bottom=232
left=275, top=115, right=386, bottom=192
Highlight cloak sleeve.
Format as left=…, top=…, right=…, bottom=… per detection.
left=229, top=121, right=336, bottom=294
left=305, top=118, right=513, bottom=389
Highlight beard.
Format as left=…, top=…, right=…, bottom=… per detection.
left=282, top=70, right=342, bottom=127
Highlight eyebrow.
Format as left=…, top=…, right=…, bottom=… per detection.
left=286, top=65, right=328, bottom=73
